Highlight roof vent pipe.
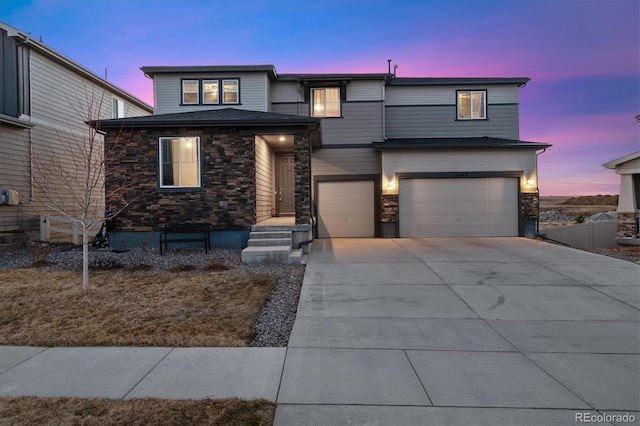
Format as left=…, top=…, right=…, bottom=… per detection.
left=393, top=65, right=398, bottom=77
left=387, top=59, right=392, bottom=74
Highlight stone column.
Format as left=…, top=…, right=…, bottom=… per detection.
left=380, top=193, right=399, bottom=238
left=293, top=133, right=312, bottom=225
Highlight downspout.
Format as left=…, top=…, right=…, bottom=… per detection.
left=535, top=147, right=548, bottom=236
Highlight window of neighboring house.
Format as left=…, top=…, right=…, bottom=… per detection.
left=203, top=80, right=219, bottom=104
left=457, top=90, right=486, bottom=120
left=311, top=87, right=340, bottom=117
left=182, top=80, right=199, bottom=104
left=112, top=98, right=125, bottom=118
left=222, top=79, right=239, bottom=104
left=159, top=137, right=201, bottom=188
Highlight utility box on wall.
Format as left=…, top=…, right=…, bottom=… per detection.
left=1, top=189, right=20, bottom=205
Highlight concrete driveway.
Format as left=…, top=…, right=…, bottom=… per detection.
left=275, top=237, right=640, bottom=426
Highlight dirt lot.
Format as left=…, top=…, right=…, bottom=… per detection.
left=540, top=195, right=618, bottom=220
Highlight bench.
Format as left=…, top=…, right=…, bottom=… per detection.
left=159, top=223, right=211, bottom=255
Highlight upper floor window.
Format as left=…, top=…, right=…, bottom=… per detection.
left=223, top=80, right=239, bottom=104
left=182, top=80, right=199, bottom=104
left=203, top=80, right=219, bottom=104
left=311, top=87, right=340, bottom=117
left=181, top=79, right=239, bottom=105
left=457, top=90, right=486, bottom=120
left=112, top=97, right=125, bottom=118
left=159, top=137, right=201, bottom=188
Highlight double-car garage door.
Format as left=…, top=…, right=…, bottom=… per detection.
left=399, top=177, right=519, bottom=237
left=316, top=177, right=519, bottom=238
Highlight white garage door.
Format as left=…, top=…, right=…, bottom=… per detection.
left=399, top=178, right=519, bottom=237
left=318, top=180, right=375, bottom=238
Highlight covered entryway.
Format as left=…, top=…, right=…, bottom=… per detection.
left=399, top=177, right=519, bottom=237
left=317, top=180, right=375, bottom=238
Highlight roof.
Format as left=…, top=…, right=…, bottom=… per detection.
left=388, top=77, right=530, bottom=87
left=92, top=108, right=320, bottom=130
left=603, top=151, right=640, bottom=169
left=372, top=137, right=551, bottom=150
left=141, top=65, right=278, bottom=80
left=0, top=21, right=152, bottom=113
left=278, top=73, right=392, bottom=82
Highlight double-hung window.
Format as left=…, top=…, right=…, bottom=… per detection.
left=222, top=79, right=239, bottom=104
left=182, top=80, right=199, bottom=104
left=311, top=87, right=340, bottom=117
left=159, top=137, right=200, bottom=188
left=203, top=80, right=219, bottom=104
left=112, top=97, right=124, bottom=118
left=181, top=79, right=239, bottom=105
left=457, top=90, right=486, bottom=120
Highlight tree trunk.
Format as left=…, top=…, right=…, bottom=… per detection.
left=83, top=229, right=89, bottom=290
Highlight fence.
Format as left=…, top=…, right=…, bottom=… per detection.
left=40, top=215, right=79, bottom=244
left=540, top=220, right=616, bottom=249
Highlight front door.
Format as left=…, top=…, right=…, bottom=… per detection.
left=277, top=154, right=295, bottom=215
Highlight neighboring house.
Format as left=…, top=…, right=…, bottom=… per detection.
left=0, top=21, right=152, bottom=241
left=93, top=63, right=550, bottom=259
left=603, top=151, right=640, bottom=244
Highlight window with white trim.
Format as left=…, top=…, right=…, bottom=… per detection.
left=112, top=97, right=124, bottom=118
left=311, top=87, right=340, bottom=117
left=222, top=79, right=239, bottom=104
left=182, top=80, right=199, bottom=104
left=457, top=90, right=486, bottom=120
left=203, top=80, right=219, bottom=104
left=159, top=137, right=200, bottom=188
left=181, top=79, right=239, bottom=105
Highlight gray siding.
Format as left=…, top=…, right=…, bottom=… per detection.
left=385, top=84, right=519, bottom=106
left=347, top=80, right=385, bottom=101
left=270, top=82, right=300, bottom=103
left=154, top=72, right=269, bottom=114
left=322, top=102, right=384, bottom=145
left=312, top=147, right=380, bottom=190
left=385, top=104, right=520, bottom=139
left=271, top=103, right=304, bottom=116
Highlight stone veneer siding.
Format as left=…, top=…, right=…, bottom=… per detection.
left=293, top=133, right=312, bottom=225
left=380, top=193, right=399, bottom=238
left=105, top=126, right=312, bottom=232
left=616, top=213, right=639, bottom=238
left=520, top=192, right=540, bottom=222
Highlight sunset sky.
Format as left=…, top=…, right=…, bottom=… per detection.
left=2, top=0, right=638, bottom=195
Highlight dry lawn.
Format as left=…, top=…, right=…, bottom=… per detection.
left=0, top=396, right=275, bottom=426
left=0, top=269, right=277, bottom=347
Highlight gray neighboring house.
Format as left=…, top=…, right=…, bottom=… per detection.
left=603, top=151, right=640, bottom=245
left=93, top=64, right=550, bottom=261
left=0, top=21, right=152, bottom=243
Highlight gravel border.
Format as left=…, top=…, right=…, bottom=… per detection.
left=0, top=244, right=305, bottom=347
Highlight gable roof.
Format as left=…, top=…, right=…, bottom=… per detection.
left=372, top=137, right=550, bottom=150
left=92, top=108, right=320, bottom=129
left=603, top=151, right=640, bottom=169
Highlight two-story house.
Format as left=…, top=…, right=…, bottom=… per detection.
left=93, top=64, right=550, bottom=262
left=0, top=21, right=152, bottom=244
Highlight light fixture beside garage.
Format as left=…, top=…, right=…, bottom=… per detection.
left=383, top=175, right=398, bottom=194
left=523, top=176, right=537, bottom=192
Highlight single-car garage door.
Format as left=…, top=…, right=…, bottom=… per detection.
left=399, top=178, right=519, bottom=237
left=318, top=180, right=375, bottom=238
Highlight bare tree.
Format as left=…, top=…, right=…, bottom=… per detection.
left=30, top=85, right=134, bottom=290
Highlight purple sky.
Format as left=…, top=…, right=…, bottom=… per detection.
left=3, top=0, right=638, bottom=195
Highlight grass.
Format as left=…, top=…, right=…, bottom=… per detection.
left=0, top=268, right=277, bottom=347
left=0, top=396, right=275, bottom=425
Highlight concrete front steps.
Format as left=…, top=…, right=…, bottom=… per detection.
left=241, top=229, right=303, bottom=264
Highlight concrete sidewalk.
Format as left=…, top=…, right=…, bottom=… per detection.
left=1, top=237, right=638, bottom=425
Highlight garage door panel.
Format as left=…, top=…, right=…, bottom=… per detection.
left=399, top=178, right=518, bottom=237
left=318, top=180, right=375, bottom=238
